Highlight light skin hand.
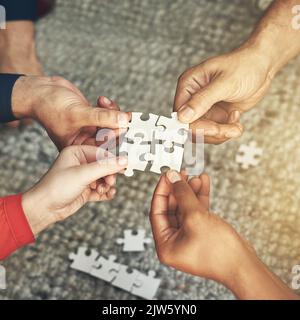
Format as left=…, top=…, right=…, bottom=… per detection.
left=11, top=76, right=130, bottom=150
left=22, top=145, right=128, bottom=236
left=150, top=170, right=299, bottom=299
left=175, top=0, right=300, bottom=144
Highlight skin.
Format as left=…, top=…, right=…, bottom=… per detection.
left=22, top=145, right=128, bottom=236
left=150, top=170, right=299, bottom=300
left=174, top=0, right=300, bottom=144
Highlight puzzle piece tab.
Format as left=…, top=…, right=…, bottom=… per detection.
left=145, top=143, right=184, bottom=174
left=111, top=264, right=141, bottom=292
left=236, top=141, right=263, bottom=169
left=132, top=270, right=161, bottom=300
left=90, top=255, right=120, bottom=283
left=119, top=137, right=151, bottom=177
left=116, top=229, right=152, bottom=252
left=155, top=112, right=189, bottom=145
left=69, top=247, right=99, bottom=274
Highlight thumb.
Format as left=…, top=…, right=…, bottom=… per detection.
left=177, top=78, right=229, bottom=124
left=78, top=106, right=130, bottom=129
left=70, top=156, right=128, bottom=186
left=166, top=170, right=206, bottom=219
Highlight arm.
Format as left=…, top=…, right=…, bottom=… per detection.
left=150, top=171, right=299, bottom=299
left=175, top=0, right=300, bottom=144
left=0, top=145, right=127, bottom=260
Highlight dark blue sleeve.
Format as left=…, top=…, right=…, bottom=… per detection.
left=0, top=0, right=38, bottom=21
left=0, top=74, right=23, bottom=123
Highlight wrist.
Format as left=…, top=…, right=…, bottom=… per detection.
left=22, top=187, right=56, bottom=236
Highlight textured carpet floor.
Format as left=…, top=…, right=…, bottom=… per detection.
left=1, top=0, right=300, bottom=300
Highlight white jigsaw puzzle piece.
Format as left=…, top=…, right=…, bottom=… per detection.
left=111, top=265, right=141, bottom=292
left=131, top=270, right=161, bottom=300
left=125, top=112, right=159, bottom=142
left=69, top=247, right=99, bottom=274
left=90, top=255, right=120, bottom=283
left=155, top=112, right=189, bottom=145
left=236, top=141, right=263, bottom=169
left=145, top=143, right=184, bottom=174
left=116, top=229, right=152, bottom=252
left=119, top=138, right=151, bottom=176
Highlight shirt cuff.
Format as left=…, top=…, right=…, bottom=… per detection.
left=3, top=194, right=35, bottom=249
left=0, top=73, right=23, bottom=123
left=0, top=0, right=38, bottom=21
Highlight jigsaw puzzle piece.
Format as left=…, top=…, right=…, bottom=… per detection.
left=69, top=247, right=99, bottom=274
left=111, top=265, right=141, bottom=292
left=90, top=255, right=120, bottom=282
left=155, top=112, right=189, bottom=145
left=236, top=141, right=263, bottom=169
left=131, top=270, right=161, bottom=300
left=119, top=137, right=151, bottom=176
left=116, top=229, right=152, bottom=252
left=125, top=112, right=159, bottom=142
left=145, top=142, right=184, bottom=174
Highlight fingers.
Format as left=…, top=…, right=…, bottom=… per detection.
left=150, top=175, right=175, bottom=243
left=177, top=79, right=229, bottom=124
left=70, top=155, right=128, bottom=186
left=191, top=118, right=243, bottom=143
left=166, top=170, right=205, bottom=217
left=78, top=107, right=130, bottom=129
left=197, top=174, right=210, bottom=209
left=97, top=96, right=120, bottom=111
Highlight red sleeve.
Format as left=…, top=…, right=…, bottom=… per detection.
left=0, top=194, right=35, bottom=260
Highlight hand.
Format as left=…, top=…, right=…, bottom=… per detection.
left=174, top=47, right=273, bottom=144
left=22, top=145, right=127, bottom=236
left=12, top=76, right=130, bottom=150
left=150, top=171, right=299, bottom=299
left=150, top=170, right=252, bottom=283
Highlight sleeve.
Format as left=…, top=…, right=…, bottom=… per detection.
left=0, top=194, right=35, bottom=260
left=0, top=73, right=23, bottom=123
left=0, top=0, right=38, bottom=21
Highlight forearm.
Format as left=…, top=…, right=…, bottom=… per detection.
left=241, top=0, right=300, bottom=77
left=225, top=247, right=299, bottom=300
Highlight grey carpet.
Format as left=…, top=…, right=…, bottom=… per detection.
left=0, top=0, right=300, bottom=300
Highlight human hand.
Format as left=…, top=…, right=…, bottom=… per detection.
left=22, top=145, right=127, bottom=236
left=174, top=47, right=273, bottom=144
left=12, top=76, right=130, bottom=150
left=150, top=170, right=254, bottom=284
left=150, top=171, right=300, bottom=299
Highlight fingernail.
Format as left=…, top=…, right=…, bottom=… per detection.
left=110, top=188, right=116, bottom=196
left=118, top=156, right=128, bottom=166
left=166, top=170, right=181, bottom=183
left=103, top=97, right=112, bottom=105
left=179, top=106, right=195, bottom=122
left=229, top=110, right=240, bottom=123
left=118, top=114, right=129, bottom=128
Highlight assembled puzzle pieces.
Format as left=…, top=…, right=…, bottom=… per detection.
left=69, top=247, right=99, bottom=274
left=116, top=229, right=152, bottom=252
left=120, top=112, right=188, bottom=176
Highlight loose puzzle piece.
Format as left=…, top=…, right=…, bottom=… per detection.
left=145, top=143, right=184, bottom=174
left=119, top=137, right=151, bottom=176
left=125, top=112, right=159, bottom=143
left=132, top=270, right=161, bottom=300
left=69, top=247, right=99, bottom=274
left=111, top=264, right=141, bottom=292
left=236, top=141, right=263, bottom=169
left=90, top=255, right=120, bottom=283
left=116, top=229, right=152, bottom=252
left=155, top=112, right=189, bottom=145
